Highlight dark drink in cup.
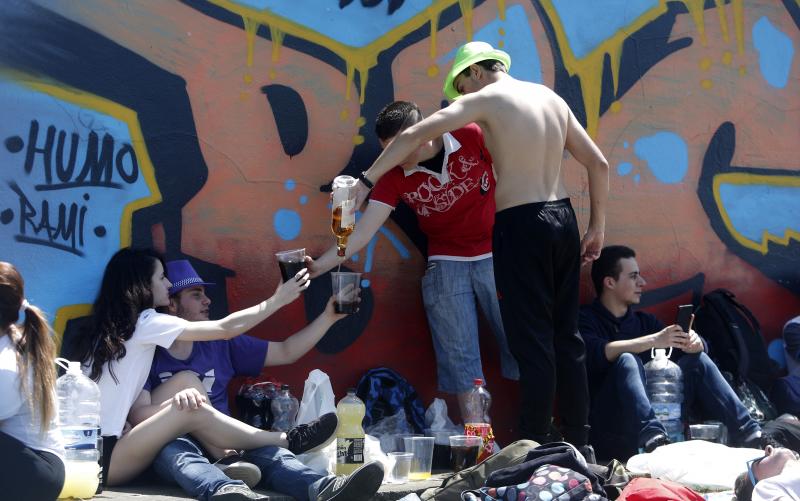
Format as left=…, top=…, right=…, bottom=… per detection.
left=449, top=444, right=480, bottom=471
left=334, top=299, right=358, bottom=314
left=331, top=272, right=361, bottom=314
left=278, top=260, right=304, bottom=282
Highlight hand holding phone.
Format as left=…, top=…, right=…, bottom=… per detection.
left=675, top=304, right=694, bottom=332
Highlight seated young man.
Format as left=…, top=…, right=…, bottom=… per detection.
left=579, top=245, right=762, bottom=460
left=138, top=260, right=383, bottom=501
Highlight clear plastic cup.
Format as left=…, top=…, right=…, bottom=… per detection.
left=388, top=452, right=413, bottom=483
left=405, top=436, right=434, bottom=481
left=448, top=435, right=482, bottom=471
left=275, top=248, right=306, bottom=282
left=331, top=272, right=361, bottom=314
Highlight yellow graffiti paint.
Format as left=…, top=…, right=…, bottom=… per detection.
left=356, top=116, right=366, bottom=128
left=340, top=109, right=349, bottom=121
left=243, top=16, right=260, bottom=67
left=699, top=57, right=712, bottom=71
left=428, top=64, right=439, bottom=77
left=701, top=78, right=713, bottom=89
left=713, top=173, right=800, bottom=254
left=732, top=0, right=745, bottom=56
left=211, top=0, right=474, bottom=105
left=539, top=0, right=667, bottom=137
left=722, top=51, right=733, bottom=66
left=10, top=75, right=162, bottom=337
left=679, top=0, right=707, bottom=45
left=269, top=24, right=285, bottom=62
left=353, top=134, right=365, bottom=145
left=497, top=0, right=506, bottom=21
left=713, top=0, right=730, bottom=43
left=610, top=101, right=621, bottom=113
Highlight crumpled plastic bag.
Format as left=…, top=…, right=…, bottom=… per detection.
left=365, top=408, right=413, bottom=453
left=296, top=369, right=336, bottom=425
left=425, top=398, right=460, bottom=434
left=626, top=440, right=762, bottom=491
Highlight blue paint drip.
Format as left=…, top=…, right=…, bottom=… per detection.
left=634, top=132, right=688, bottom=184
left=285, top=179, right=296, bottom=191
left=768, top=338, right=787, bottom=370
left=617, top=162, right=633, bottom=176
left=753, top=17, right=795, bottom=89
left=351, top=253, right=359, bottom=262
left=299, top=195, right=308, bottom=205
left=377, top=227, right=411, bottom=259
left=634, top=174, right=641, bottom=184
left=623, top=141, right=629, bottom=149
left=361, top=279, right=371, bottom=288
left=717, top=184, right=800, bottom=244
left=273, top=209, right=302, bottom=240
left=365, top=236, right=378, bottom=273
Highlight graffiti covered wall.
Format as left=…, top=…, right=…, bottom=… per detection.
left=1, top=0, right=798, bottom=438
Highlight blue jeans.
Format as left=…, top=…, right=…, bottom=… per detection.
left=590, top=352, right=761, bottom=459
left=421, top=257, right=519, bottom=393
left=153, top=436, right=330, bottom=501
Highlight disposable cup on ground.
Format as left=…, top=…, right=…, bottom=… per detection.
left=331, top=272, right=361, bottom=314
left=397, top=433, right=423, bottom=452
left=275, top=249, right=306, bottom=282
left=387, top=452, right=413, bottom=483
left=448, top=435, right=482, bottom=471
left=405, top=436, right=434, bottom=480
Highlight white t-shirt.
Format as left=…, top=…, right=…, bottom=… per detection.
left=88, top=309, right=187, bottom=437
left=754, top=467, right=800, bottom=500
left=0, top=334, right=65, bottom=460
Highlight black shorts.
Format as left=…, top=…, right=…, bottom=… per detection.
left=101, top=435, right=118, bottom=486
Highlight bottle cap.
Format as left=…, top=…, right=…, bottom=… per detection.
left=347, top=387, right=356, bottom=394
left=473, top=378, right=484, bottom=386
left=281, top=384, right=290, bottom=391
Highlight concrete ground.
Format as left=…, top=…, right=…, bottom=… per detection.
left=94, top=472, right=447, bottom=500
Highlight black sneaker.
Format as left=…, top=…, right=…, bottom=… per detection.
left=577, top=444, right=597, bottom=465
left=214, top=454, right=262, bottom=488
left=316, top=461, right=385, bottom=501
left=287, top=412, right=338, bottom=454
left=210, top=484, right=270, bottom=500
left=643, top=433, right=671, bottom=453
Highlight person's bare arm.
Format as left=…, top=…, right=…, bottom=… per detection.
left=564, top=108, right=609, bottom=264
left=264, top=297, right=348, bottom=366
left=355, top=95, right=488, bottom=205
left=309, top=202, right=392, bottom=278
left=603, top=325, right=688, bottom=362
left=176, top=272, right=310, bottom=342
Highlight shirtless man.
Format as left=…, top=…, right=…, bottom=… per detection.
left=354, top=41, right=609, bottom=450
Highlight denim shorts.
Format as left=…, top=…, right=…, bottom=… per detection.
left=421, top=257, right=519, bottom=393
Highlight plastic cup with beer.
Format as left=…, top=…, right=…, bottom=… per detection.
left=387, top=452, right=414, bottom=483
left=331, top=272, right=361, bottom=314
left=448, top=435, right=482, bottom=471
left=275, top=248, right=306, bottom=282
left=405, top=436, right=435, bottom=480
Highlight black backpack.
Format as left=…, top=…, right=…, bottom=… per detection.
left=354, top=367, right=427, bottom=433
left=693, top=289, right=779, bottom=421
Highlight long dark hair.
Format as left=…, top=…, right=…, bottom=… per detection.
left=76, top=248, right=164, bottom=382
left=0, top=262, right=57, bottom=431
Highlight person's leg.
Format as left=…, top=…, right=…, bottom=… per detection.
left=471, top=256, right=520, bottom=381
left=243, top=445, right=326, bottom=501
left=679, top=352, right=761, bottom=443
left=152, top=435, right=244, bottom=501
left=551, top=200, right=591, bottom=446
left=493, top=204, right=557, bottom=442
left=422, top=259, right=485, bottom=422
left=0, top=430, right=64, bottom=501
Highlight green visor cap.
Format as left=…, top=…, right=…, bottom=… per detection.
left=442, top=41, right=511, bottom=100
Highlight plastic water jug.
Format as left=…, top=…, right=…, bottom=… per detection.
left=644, top=348, right=684, bottom=442
left=464, top=378, right=492, bottom=424
left=270, top=384, right=299, bottom=432
left=335, top=388, right=366, bottom=475
left=55, top=358, right=101, bottom=499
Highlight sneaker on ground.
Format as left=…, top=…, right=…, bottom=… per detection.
left=210, top=483, right=270, bottom=500
left=287, top=412, right=338, bottom=454
left=643, top=433, right=671, bottom=453
left=316, top=461, right=385, bottom=501
left=214, top=454, right=262, bottom=488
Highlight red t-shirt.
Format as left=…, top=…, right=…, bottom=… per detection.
left=370, top=124, right=496, bottom=259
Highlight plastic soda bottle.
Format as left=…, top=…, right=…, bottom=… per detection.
left=464, top=378, right=492, bottom=424
left=270, top=384, right=299, bottom=432
left=644, top=348, right=685, bottom=442
left=56, top=359, right=101, bottom=498
left=335, top=388, right=366, bottom=475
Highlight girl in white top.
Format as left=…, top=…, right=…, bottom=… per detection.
left=73, top=248, right=313, bottom=486
left=0, top=261, right=65, bottom=500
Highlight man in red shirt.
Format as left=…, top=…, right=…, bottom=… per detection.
left=310, top=101, right=518, bottom=422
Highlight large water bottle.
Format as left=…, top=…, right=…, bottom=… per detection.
left=56, top=359, right=102, bottom=498
left=270, top=384, right=299, bottom=432
left=644, top=348, right=684, bottom=442
left=464, top=378, right=492, bottom=424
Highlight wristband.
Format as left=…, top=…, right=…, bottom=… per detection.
left=358, top=171, right=375, bottom=190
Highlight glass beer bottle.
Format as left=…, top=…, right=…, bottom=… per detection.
left=331, top=175, right=357, bottom=257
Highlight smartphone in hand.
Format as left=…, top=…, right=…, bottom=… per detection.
left=676, top=304, right=694, bottom=332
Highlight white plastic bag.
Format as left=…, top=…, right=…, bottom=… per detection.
left=626, top=440, right=762, bottom=491
left=425, top=398, right=460, bottom=433
left=296, top=369, right=336, bottom=425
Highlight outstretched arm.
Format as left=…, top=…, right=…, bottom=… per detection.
left=309, top=201, right=392, bottom=278
left=264, top=297, right=351, bottom=366
left=176, top=271, right=310, bottom=342
left=564, top=109, right=609, bottom=264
